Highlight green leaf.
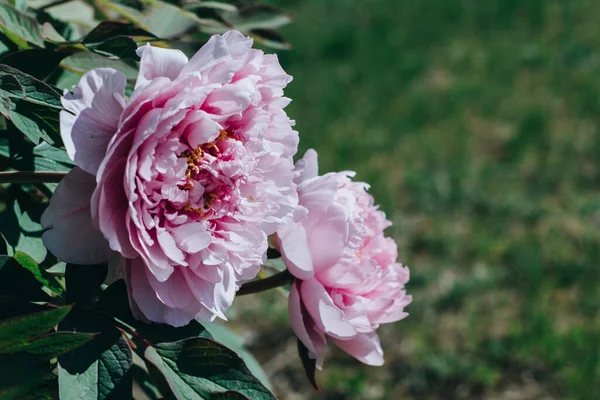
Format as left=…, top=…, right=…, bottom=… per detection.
left=40, top=22, right=67, bottom=43
left=65, top=263, right=108, bottom=304
left=0, top=353, right=56, bottom=400
left=60, top=51, right=138, bottom=81
left=0, top=200, right=47, bottom=263
left=11, top=251, right=64, bottom=296
left=104, top=0, right=150, bottom=12
left=249, top=29, right=290, bottom=50
left=193, top=2, right=237, bottom=13
left=111, top=1, right=198, bottom=38
left=0, top=3, right=44, bottom=48
left=81, top=21, right=156, bottom=44
left=46, top=21, right=158, bottom=60
left=0, top=331, right=96, bottom=358
left=144, top=337, right=277, bottom=400
left=11, top=0, right=27, bottom=12
left=0, top=299, right=60, bottom=399
left=86, top=36, right=139, bottom=60
left=0, top=134, right=9, bottom=158
left=185, top=3, right=232, bottom=28
left=0, top=305, right=71, bottom=349
left=0, top=63, right=62, bottom=144
left=226, top=4, right=292, bottom=31
left=0, top=296, right=44, bottom=320
left=0, top=255, right=48, bottom=300
left=204, top=322, right=272, bottom=390
left=0, top=48, right=75, bottom=79
left=58, top=310, right=133, bottom=400
left=32, top=141, right=74, bottom=171
left=0, top=64, right=62, bottom=109
left=8, top=100, right=60, bottom=144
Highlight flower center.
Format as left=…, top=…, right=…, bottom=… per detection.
left=178, top=130, right=240, bottom=218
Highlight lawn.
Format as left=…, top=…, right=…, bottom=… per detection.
left=228, top=1, right=600, bottom=399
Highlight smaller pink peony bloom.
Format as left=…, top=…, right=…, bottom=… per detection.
left=41, top=31, right=298, bottom=326
left=277, top=149, right=412, bottom=368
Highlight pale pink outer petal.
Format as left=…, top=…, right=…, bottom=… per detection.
left=300, top=278, right=356, bottom=339
left=277, top=222, right=313, bottom=280
left=60, top=68, right=126, bottom=175
left=92, top=156, right=138, bottom=259
left=181, top=30, right=252, bottom=76
left=41, top=167, right=114, bottom=264
left=333, top=332, right=384, bottom=366
left=128, top=257, right=195, bottom=327
left=294, top=149, right=319, bottom=184
left=307, top=203, right=350, bottom=273
left=295, top=173, right=339, bottom=223
left=204, top=77, right=260, bottom=117
left=288, top=281, right=327, bottom=369
left=135, top=44, right=189, bottom=89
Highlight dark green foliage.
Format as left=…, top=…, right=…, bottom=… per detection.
left=81, top=21, right=157, bottom=44
left=64, top=263, right=108, bottom=304
left=0, top=3, right=44, bottom=48
left=145, top=337, right=277, bottom=399
left=0, top=197, right=47, bottom=263
left=0, top=49, right=75, bottom=79
left=0, top=305, right=71, bottom=349
left=58, top=310, right=133, bottom=400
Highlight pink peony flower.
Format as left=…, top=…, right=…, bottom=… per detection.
left=41, top=31, right=299, bottom=326
left=277, top=150, right=411, bottom=367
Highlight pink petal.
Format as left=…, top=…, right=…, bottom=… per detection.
left=127, top=257, right=194, bottom=327
left=181, top=266, right=223, bottom=320
left=333, top=332, right=384, bottom=366
left=135, top=44, right=189, bottom=89
left=294, top=149, right=319, bottom=183
left=181, top=110, right=221, bottom=147
left=157, top=230, right=186, bottom=265
left=308, top=203, right=350, bottom=273
left=289, top=281, right=327, bottom=369
left=181, top=30, right=252, bottom=76
left=296, top=173, right=339, bottom=222
left=277, top=223, right=313, bottom=280
left=146, top=267, right=193, bottom=309
left=60, top=68, right=126, bottom=175
left=170, top=223, right=212, bottom=253
left=222, top=30, right=254, bottom=56
left=300, top=278, right=356, bottom=339
left=92, top=158, right=138, bottom=258
left=41, top=167, right=113, bottom=264
left=204, top=77, right=259, bottom=117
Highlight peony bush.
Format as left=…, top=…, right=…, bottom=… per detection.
left=0, top=2, right=410, bottom=398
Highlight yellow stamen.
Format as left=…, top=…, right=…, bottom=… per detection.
left=183, top=202, right=205, bottom=215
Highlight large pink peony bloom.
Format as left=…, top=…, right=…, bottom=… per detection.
left=277, top=150, right=411, bottom=367
left=41, top=31, right=298, bottom=326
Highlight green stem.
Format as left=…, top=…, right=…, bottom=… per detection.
left=237, top=270, right=294, bottom=296
left=0, top=171, right=67, bottom=184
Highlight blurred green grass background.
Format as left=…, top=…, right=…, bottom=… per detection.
left=231, top=1, right=600, bottom=399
